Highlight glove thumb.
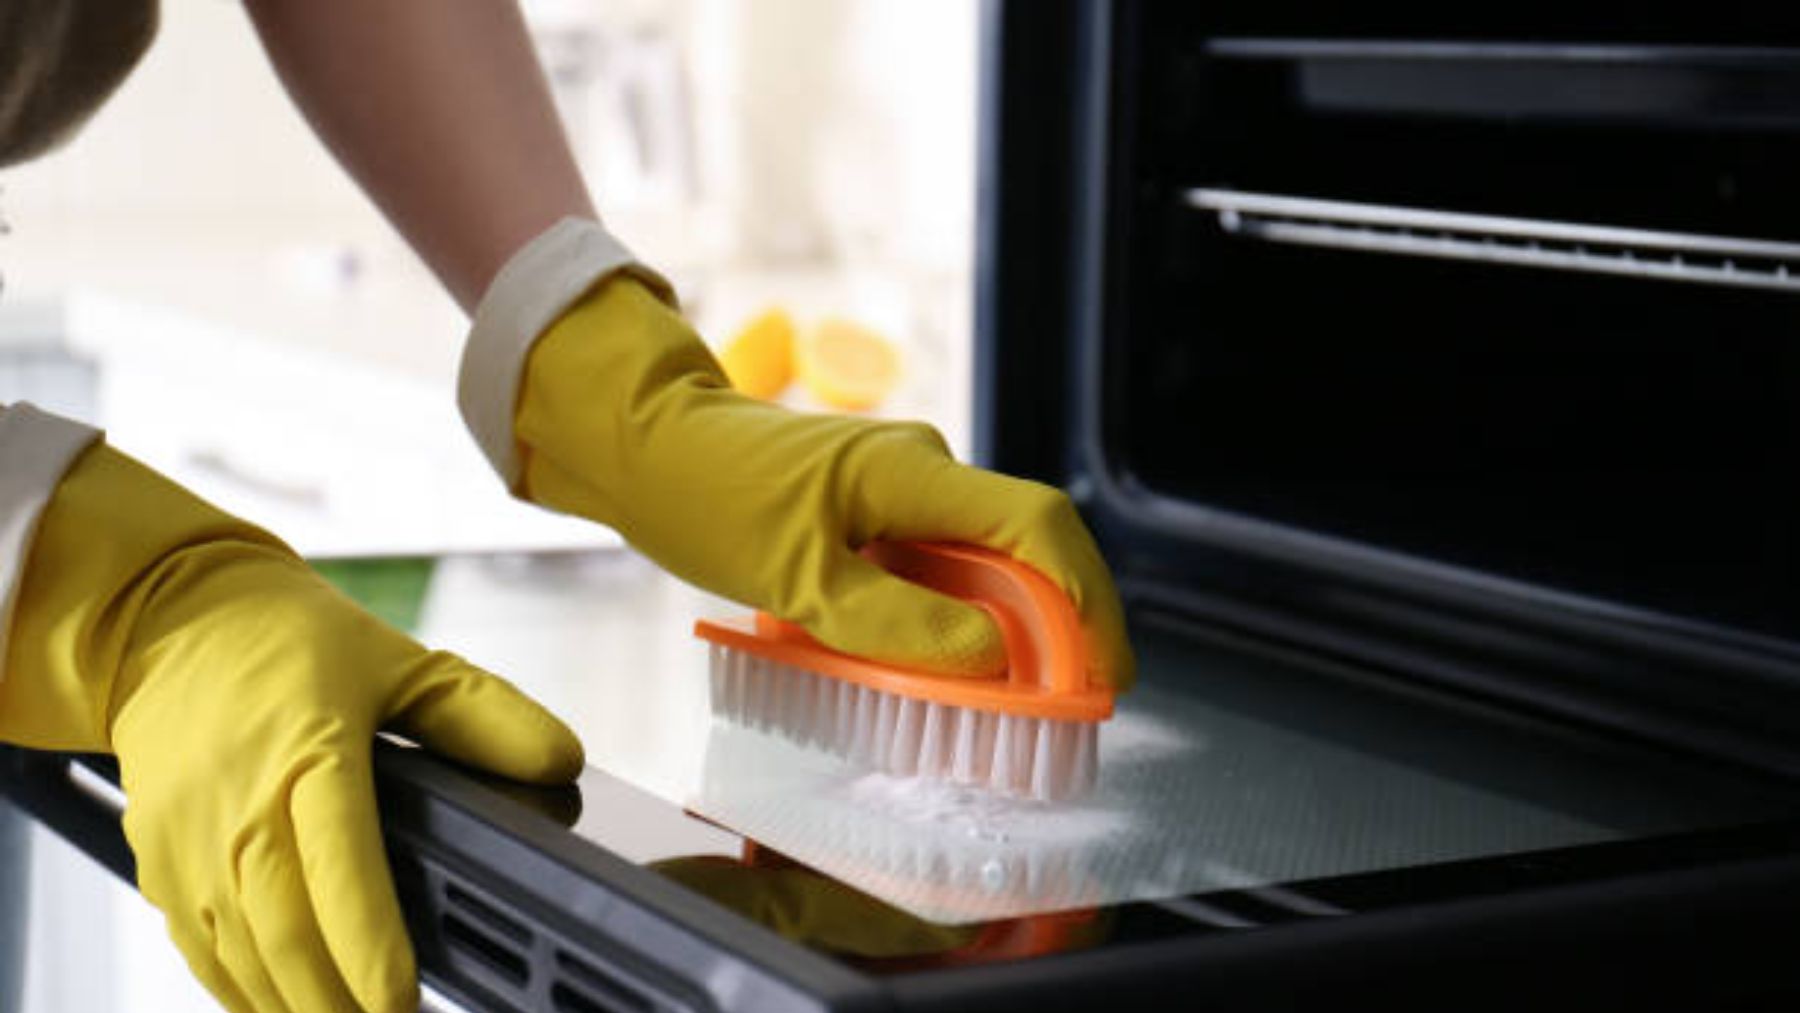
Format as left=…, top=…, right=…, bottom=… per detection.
left=796, top=549, right=1007, bottom=677
left=386, top=654, right=586, bottom=784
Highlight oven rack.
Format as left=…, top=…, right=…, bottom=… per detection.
left=1186, top=188, right=1800, bottom=294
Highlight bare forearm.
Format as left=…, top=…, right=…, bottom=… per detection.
left=243, top=0, right=596, bottom=313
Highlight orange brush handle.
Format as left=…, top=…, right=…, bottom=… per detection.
left=757, top=542, right=1086, bottom=694
left=695, top=541, right=1112, bottom=721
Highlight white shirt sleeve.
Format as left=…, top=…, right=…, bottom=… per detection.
left=456, top=217, right=675, bottom=492
left=0, top=403, right=101, bottom=684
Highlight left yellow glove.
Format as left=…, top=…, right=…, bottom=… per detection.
left=0, top=442, right=585, bottom=1013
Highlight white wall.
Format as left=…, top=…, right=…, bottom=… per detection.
left=3, top=0, right=980, bottom=445
left=5, top=4, right=981, bottom=1008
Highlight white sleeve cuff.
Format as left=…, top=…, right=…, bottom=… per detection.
left=0, top=403, right=100, bottom=683
left=457, top=217, right=676, bottom=490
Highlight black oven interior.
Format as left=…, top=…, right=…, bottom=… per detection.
left=1107, top=6, right=1800, bottom=645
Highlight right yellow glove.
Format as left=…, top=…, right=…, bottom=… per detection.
left=513, top=278, right=1136, bottom=689
left=0, top=442, right=585, bottom=1013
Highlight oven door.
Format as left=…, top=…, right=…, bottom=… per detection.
left=9, top=609, right=1800, bottom=1012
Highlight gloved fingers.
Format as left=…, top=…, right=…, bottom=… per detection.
left=862, top=458, right=1136, bottom=690
left=208, top=903, right=297, bottom=1013
left=165, top=918, right=259, bottom=1013
left=237, top=822, right=365, bottom=1013
left=131, top=813, right=263, bottom=1013
left=384, top=652, right=586, bottom=784
left=289, top=754, right=420, bottom=1013
left=798, top=547, right=1007, bottom=677
left=1001, top=500, right=1136, bottom=691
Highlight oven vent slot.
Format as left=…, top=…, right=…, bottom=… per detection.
left=440, top=912, right=529, bottom=988
left=1188, top=188, right=1800, bottom=294
left=553, top=950, right=676, bottom=1013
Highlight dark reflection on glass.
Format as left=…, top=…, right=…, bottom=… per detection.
left=653, top=842, right=1111, bottom=970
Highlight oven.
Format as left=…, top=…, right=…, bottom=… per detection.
left=12, top=3, right=1800, bottom=1010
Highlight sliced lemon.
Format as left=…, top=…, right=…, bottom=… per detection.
left=718, top=308, right=796, bottom=401
left=797, top=317, right=901, bottom=412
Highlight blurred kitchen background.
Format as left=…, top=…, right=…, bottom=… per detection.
left=4, top=1, right=980, bottom=1009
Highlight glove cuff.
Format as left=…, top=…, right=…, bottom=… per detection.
left=457, top=217, right=677, bottom=491
left=0, top=403, right=100, bottom=684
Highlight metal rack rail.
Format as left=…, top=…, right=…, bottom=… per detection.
left=1187, top=188, right=1800, bottom=294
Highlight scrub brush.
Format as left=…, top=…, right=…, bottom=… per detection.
left=694, top=541, right=1115, bottom=801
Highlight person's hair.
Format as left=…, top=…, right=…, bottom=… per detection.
left=0, top=0, right=159, bottom=168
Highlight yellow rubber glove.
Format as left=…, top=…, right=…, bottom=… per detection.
left=515, top=279, right=1136, bottom=689
left=0, top=442, right=584, bottom=1013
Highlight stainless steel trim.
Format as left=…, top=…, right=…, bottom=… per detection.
left=1199, top=859, right=1349, bottom=917
left=65, top=761, right=125, bottom=817
left=1155, top=896, right=1259, bottom=929
left=420, top=983, right=477, bottom=1013
left=1186, top=188, right=1800, bottom=293
left=1242, top=886, right=1350, bottom=919
left=1202, top=38, right=1800, bottom=66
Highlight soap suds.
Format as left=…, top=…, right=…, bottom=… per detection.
left=1102, top=708, right=1202, bottom=763
left=836, top=773, right=1133, bottom=847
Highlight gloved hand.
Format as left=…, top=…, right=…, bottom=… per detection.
left=513, top=278, right=1135, bottom=688
left=0, top=442, right=585, bottom=1013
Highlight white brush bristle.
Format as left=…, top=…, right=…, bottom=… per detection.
left=706, top=644, right=1099, bottom=801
